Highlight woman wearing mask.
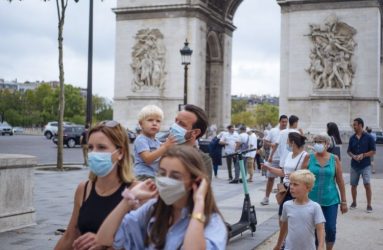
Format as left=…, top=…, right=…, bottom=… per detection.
left=55, top=121, right=134, bottom=250
left=96, top=145, right=227, bottom=250
left=262, top=132, right=310, bottom=216
left=307, top=133, right=348, bottom=250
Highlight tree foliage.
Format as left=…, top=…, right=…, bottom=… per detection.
left=231, top=102, right=279, bottom=129
left=0, top=84, right=112, bottom=127
left=231, top=99, right=248, bottom=114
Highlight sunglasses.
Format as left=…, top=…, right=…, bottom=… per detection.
left=100, top=120, right=120, bottom=128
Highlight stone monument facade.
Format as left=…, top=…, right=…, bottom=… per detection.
left=113, top=0, right=243, bottom=131
left=277, top=0, right=382, bottom=133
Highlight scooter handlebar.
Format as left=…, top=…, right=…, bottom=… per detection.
left=222, top=148, right=257, bottom=158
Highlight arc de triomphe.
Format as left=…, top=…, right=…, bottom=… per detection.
left=113, top=0, right=383, bottom=133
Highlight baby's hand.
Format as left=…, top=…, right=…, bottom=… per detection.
left=163, top=135, right=177, bottom=148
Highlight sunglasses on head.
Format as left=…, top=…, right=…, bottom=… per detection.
left=100, top=120, right=120, bottom=128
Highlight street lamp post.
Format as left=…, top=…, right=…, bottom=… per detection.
left=179, top=40, right=193, bottom=109
left=86, top=0, right=93, bottom=127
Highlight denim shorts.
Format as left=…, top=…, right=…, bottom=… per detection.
left=350, top=166, right=371, bottom=186
left=267, top=160, right=281, bottom=178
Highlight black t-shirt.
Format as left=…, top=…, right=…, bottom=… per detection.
left=77, top=181, right=130, bottom=234
left=81, top=130, right=88, bottom=145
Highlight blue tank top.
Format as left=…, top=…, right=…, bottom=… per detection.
left=308, top=153, right=340, bottom=206
left=77, top=181, right=129, bottom=234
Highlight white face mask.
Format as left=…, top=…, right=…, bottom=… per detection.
left=313, top=143, right=325, bottom=153
left=155, top=176, right=187, bottom=205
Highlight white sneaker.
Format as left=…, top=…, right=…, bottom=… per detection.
left=260, top=197, right=269, bottom=205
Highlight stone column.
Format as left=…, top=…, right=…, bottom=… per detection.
left=0, top=154, right=37, bottom=233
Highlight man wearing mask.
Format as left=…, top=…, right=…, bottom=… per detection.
left=169, top=104, right=213, bottom=180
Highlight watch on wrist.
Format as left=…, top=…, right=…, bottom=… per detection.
left=191, top=212, right=206, bottom=224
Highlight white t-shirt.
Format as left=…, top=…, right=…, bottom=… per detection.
left=277, top=128, right=299, bottom=167
left=281, top=200, right=326, bottom=250
left=282, top=151, right=307, bottom=185
left=220, top=131, right=240, bottom=154
left=245, top=133, right=258, bottom=158
left=239, top=132, right=249, bottom=150
left=265, top=126, right=283, bottom=160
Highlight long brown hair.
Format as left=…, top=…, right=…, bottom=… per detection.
left=146, top=145, right=222, bottom=248
left=87, top=121, right=134, bottom=183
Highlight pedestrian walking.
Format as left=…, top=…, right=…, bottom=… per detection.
left=273, top=169, right=325, bottom=250
left=260, top=115, right=288, bottom=205
left=80, top=124, right=89, bottom=166
left=307, top=133, right=348, bottom=250
left=347, top=117, right=376, bottom=213
left=220, top=125, right=240, bottom=182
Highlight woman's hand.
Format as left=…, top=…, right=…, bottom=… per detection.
left=129, top=179, right=158, bottom=203
left=192, top=178, right=208, bottom=204
left=73, top=232, right=97, bottom=250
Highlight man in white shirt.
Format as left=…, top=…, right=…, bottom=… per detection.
left=270, top=115, right=302, bottom=169
left=245, top=128, right=258, bottom=182
left=260, top=115, right=288, bottom=205
left=220, top=125, right=240, bottom=181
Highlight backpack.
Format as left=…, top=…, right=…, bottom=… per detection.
left=257, top=139, right=263, bottom=150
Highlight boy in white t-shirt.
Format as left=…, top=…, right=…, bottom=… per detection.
left=274, top=169, right=325, bottom=250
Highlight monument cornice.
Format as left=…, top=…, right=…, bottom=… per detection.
left=288, top=96, right=381, bottom=102
left=113, top=4, right=237, bottom=32
left=277, top=0, right=381, bottom=13
left=114, top=96, right=183, bottom=101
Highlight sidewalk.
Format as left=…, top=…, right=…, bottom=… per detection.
left=0, top=166, right=382, bottom=250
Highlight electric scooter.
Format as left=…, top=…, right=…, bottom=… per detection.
left=223, top=148, right=258, bottom=238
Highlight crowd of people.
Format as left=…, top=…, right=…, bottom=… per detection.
left=54, top=103, right=376, bottom=250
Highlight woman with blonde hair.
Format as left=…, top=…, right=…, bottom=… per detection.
left=55, top=120, right=134, bottom=250
left=96, top=145, right=228, bottom=249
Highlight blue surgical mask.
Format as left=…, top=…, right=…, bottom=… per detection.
left=169, top=123, right=187, bottom=144
left=313, top=143, right=325, bottom=153
left=286, top=144, right=292, bottom=152
left=88, top=149, right=118, bottom=177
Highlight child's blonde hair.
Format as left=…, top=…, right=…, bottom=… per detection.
left=290, top=169, right=316, bottom=190
left=138, top=105, right=164, bottom=122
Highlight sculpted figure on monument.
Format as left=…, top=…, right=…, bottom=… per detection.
left=306, top=14, right=357, bottom=90
left=131, top=29, right=166, bottom=91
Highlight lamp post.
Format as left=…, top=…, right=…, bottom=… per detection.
left=86, top=0, right=93, bottom=127
left=179, top=40, right=193, bottom=109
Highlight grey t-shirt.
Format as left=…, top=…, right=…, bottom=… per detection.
left=133, top=134, right=161, bottom=177
left=281, top=199, right=325, bottom=250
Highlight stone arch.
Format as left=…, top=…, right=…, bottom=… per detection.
left=206, top=30, right=223, bottom=128
left=225, top=0, right=243, bottom=21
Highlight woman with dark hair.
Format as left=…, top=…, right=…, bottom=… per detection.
left=327, top=122, right=342, bottom=145
left=262, top=132, right=310, bottom=216
left=96, top=145, right=227, bottom=249
left=327, top=122, right=342, bottom=159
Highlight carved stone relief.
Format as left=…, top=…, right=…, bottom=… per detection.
left=306, top=14, right=357, bottom=90
left=131, top=29, right=166, bottom=92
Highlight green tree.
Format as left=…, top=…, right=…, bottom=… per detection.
left=254, top=103, right=279, bottom=129
left=231, top=99, right=248, bottom=114
left=231, top=111, right=257, bottom=128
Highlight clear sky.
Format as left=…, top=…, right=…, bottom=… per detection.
left=0, top=0, right=281, bottom=100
